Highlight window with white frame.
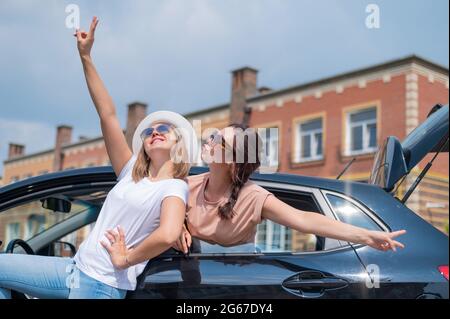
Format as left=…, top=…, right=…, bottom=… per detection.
left=259, top=127, right=279, bottom=167
left=347, top=107, right=377, bottom=155
left=256, top=220, right=291, bottom=252
left=25, top=214, right=46, bottom=239
left=296, top=118, right=323, bottom=162
left=5, top=222, right=21, bottom=245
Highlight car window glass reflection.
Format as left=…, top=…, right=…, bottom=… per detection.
left=327, top=194, right=382, bottom=231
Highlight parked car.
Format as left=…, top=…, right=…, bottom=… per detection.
left=0, top=105, right=448, bottom=299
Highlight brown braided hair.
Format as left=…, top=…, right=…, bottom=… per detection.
left=218, top=124, right=262, bottom=220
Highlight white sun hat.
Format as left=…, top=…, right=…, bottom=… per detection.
left=132, top=111, right=199, bottom=168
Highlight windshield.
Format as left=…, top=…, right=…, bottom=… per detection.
left=0, top=200, right=91, bottom=252
left=403, top=105, right=447, bottom=152
left=402, top=104, right=449, bottom=170
left=0, top=187, right=111, bottom=252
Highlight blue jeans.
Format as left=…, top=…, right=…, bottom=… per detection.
left=0, top=254, right=127, bottom=299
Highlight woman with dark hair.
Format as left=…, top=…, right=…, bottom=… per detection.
left=171, top=124, right=406, bottom=253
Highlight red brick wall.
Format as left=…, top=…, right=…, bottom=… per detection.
left=250, top=74, right=408, bottom=179
left=62, top=144, right=109, bottom=170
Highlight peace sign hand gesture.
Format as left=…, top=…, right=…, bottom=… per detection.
left=74, top=16, right=99, bottom=58
left=365, top=229, right=406, bottom=252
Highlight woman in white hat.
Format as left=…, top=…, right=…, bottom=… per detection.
left=0, top=17, right=196, bottom=299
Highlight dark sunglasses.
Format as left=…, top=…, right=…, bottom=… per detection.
left=140, top=123, right=172, bottom=141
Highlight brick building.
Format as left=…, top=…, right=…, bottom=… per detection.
left=1, top=55, right=448, bottom=253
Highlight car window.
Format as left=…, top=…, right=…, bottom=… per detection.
left=189, top=191, right=325, bottom=254
left=0, top=199, right=90, bottom=252
left=326, top=194, right=382, bottom=231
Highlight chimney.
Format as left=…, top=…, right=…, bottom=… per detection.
left=125, top=102, right=148, bottom=149
left=8, top=143, right=25, bottom=159
left=53, top=125, right=72, bottom=171
left=258, top=86, right=272, bottom=95
left=229, top=67, right=258, bottom=126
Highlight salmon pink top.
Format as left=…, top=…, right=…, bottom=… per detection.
left=186, top=172, right=273, bottom=246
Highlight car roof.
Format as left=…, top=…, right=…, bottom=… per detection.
left=0, top=165, right=383, bottom=202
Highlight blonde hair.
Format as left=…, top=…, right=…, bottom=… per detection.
left=132, top=125, right=190, bottom=182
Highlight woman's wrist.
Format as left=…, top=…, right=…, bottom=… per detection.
left=79, top=53, right=92, bottom=63
left=124, top=252, right=133, bottom=269
left=355, top=228, right=371, bottom=245
left=123, top=255, right=130, bottom=269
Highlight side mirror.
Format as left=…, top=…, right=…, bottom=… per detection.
left=41, top=197, right=72, bottom=213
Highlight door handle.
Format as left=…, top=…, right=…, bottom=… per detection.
left=282, top=271, right=349, bottom=298
left=283, top=277, right=348, bottom=290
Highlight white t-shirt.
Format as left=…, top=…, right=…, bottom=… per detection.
left=74, top=155, right=189, bottom=290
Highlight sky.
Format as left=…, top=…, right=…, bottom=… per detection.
left=0, top=0, right=448, bottom=174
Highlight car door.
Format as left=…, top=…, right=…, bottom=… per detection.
left=130, top=183, right=371, bottom=299
left=321, top=189, right=449, bottom=299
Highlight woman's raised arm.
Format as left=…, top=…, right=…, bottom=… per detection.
left=75, top=17, right=132, bottom=176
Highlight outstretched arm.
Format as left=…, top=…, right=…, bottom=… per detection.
left=75, top=17, right=132, bottom=176
left=261, top=195, right=406, bottom=252
left=101, top=196, right=186, bottom=269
